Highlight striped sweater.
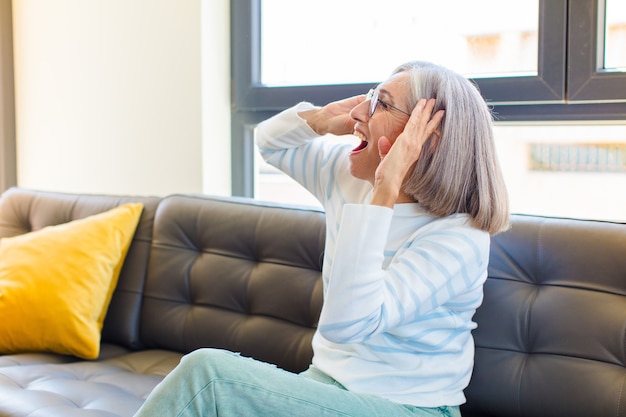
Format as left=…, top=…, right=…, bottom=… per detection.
left=255, top=102, right=490, bottom=407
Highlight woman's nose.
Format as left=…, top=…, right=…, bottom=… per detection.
left=349, top=98, right=370, bottom=123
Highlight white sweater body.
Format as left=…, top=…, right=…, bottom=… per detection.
left=255, top=103, right=490, bottom=407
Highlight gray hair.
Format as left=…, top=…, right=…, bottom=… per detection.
left=393, top=61, right=510, bottom=235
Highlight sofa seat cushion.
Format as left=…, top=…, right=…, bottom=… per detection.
left=0, top=344, right=135, bottom=368
left=0, top=349, right=182, bottom=417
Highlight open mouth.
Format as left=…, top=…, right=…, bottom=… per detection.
left=351, top=131, right=368, bottom=154
left=351, top=140, right=368, bottom=153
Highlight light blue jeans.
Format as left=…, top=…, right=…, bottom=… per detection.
left=133, top=348, right=461, bottom=417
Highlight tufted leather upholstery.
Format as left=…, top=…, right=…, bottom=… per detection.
left=139, top=195, right=325, bottom=372
left=0, top=188, right=325, bottom=416
left=462, top=215, right=626, bottom=417
left=1, top=187, right=625, bottom=417
left=0, top=346, right=181, bottom=416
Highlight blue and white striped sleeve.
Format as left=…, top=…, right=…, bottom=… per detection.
left=318, top=204, right=490, bottom=344
left=255, top=102, right=352, bottom=204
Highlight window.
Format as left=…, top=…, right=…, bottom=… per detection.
left=232, top=0, right=626, bottom=221
left=493, top=124, right=626, bottom=221
left=604, top=0, right=626, bottom=70
left=260, top=0, right=539, bottom=86
left=567, top=0, right=626, bottom=102
left=233, top=0, right=571, bottom=111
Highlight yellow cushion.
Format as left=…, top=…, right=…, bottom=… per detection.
left=0, top=203, right=143, bottom=359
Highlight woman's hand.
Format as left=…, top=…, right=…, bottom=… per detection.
left=371, top=98, right=445, bottom=208
left=298, top=95, right=365, bottom=136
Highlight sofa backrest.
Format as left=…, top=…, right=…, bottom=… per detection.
left=138, top=194, right=325, bottom=373
left=0, top=187, right=161, bottom=350
left=462, top=214, right=626, bottom=417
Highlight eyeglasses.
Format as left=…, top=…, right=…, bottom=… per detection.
left=366, top=88, right=411, bottom=117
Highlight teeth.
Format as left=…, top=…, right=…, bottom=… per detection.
left=351, top=131, right=369, bottom=153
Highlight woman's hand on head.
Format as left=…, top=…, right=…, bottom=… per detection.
left=298, top=95, right=365, bottom=136
left=371, top=98, right=445, bottom=207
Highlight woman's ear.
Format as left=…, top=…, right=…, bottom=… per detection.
left=378, top=136, right=392, bottom=160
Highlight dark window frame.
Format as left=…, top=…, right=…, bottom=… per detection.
left=235, top=0, right=626, bottom=195
left=568, top=0, right=626, bottom=101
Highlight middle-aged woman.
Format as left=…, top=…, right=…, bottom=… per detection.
left=134, top=60, right=510, bottom=417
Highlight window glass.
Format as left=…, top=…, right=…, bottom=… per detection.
left=260, top=0, right=539, bottom=86
left=492, top=124, right=626, bottom=221
left=254, top=124, right=626, bottom=221
left=604, top=0, right=626, bottom=71
left=248, top=0, right=626, bottom=222
left=254, top=154, right=322, bottom=208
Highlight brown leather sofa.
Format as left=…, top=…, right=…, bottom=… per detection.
left=0, top=187, right=624, bottom=417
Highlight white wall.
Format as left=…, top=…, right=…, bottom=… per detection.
left=201, top=0, right=231, bottom=196
left=12, top=0, right=231, bottom=197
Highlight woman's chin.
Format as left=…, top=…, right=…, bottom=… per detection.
left=348, top=160, right=374, bottom=183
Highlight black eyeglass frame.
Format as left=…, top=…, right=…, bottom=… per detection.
left=366, top=88, right=411, bottom=117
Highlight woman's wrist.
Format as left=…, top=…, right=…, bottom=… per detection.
left=298, top=108, right=328, bottom=135
left=370, top=178, right=403, bottom=208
